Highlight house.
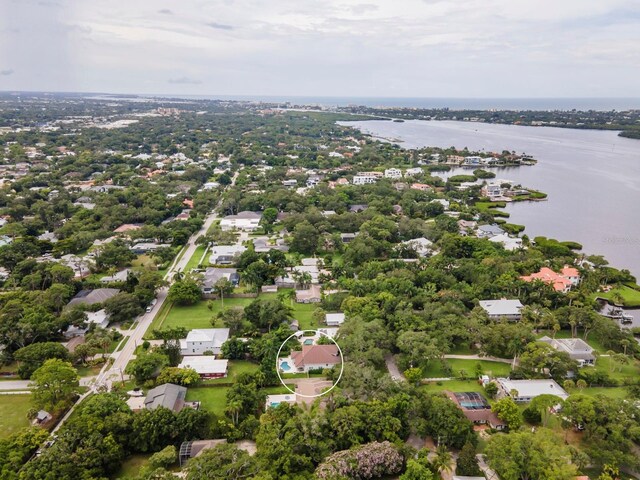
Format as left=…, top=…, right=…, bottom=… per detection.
left=410, top=183, right=432, bottom=191
left=275, top=264, right=323, bottom=287
left=325, top=313, right=345, bottom=326
left=497, top=378, right=568, bottom=402
left=210, top=245, right=247, bottom=265
left=178, top=439, right=256, bottom=466
left=405, top=167, right=423, bottom=176
left=489, top=233, right=523, bottom=251
left=178, top=357, right=229, bottom=378
left=291, top=345, right=341, bottom=372
left=349, top=204, right=368, bottom=213
left=201, top=268, right=239, bottom=294
left=520, top=266, right=580, bottom=293
left=481, top=183, right=503, bottom=198
left=220, top=211, right=262, bottom=231
left=130, top=242, right=171, bottom=254
left=64, top=309, right=110, bottom=338
left=282, top=179, right=297, bottom=187
left=144, top=383, right=188, bottom=412
left=113, top=223, right=143, bottom=234
left=352, top=175, right=378, bottom=185
left=340, top=233, right=357, bottom=243
left=479, top=299, right=524, bottom=321
left=33, top=410, right=52, bottom=425
left=464, top=156, right=483, bottom=165
left=539, top=336, right=596, bottom=366
left=295, top=284, right=322, bottom=303
left=446, top=391, right=506, bottom=430
left=253, top=236, right=288, bottom=253
left=401, top=237, right=434, bottom=257
left=458, top=219, right=477, bottom=236
left=67, top=288, right=120, bottom=308
left=384, top=168, right=403, bottom=179
left=477, top=224, right=505, bottom=238
left=266, top=394, right=297, bottom=409
left=100, top=269, right=130, bottom=283
left=180, top=328, right=230, bottom=356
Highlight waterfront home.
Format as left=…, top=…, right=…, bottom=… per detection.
left=384, top=168, right=403, bottom=179
left=201, top=268, right=239, bottom=294
left=325, top=313, right=345, bottom=326
left=210, top=244, right=247, bottom=265
left=405, top=167, right=423, bottom=176
left=445, top=391, right=506, bottom=430
left=479, top=299, right=524, bottom=321
left=220, top=211, right=262, bottom=231
left=180, top=328, right=230, bottom=356
left=352, top=175, right=378, bottom=185
left=489, top=233, right=523, bottom=251
left=291, top=345, right=341, bottom=372
left=476, top=224, right=505, bottom=238
left=520, top=265, right=580, bottom=293
left=496, top=378, right=568, bottom=402
left=539, top=336, right=596, bottom=366
left=458, top=219, right=477, bottom=236
left=481, top=183, right=503, bottom=199
left=464, top=156, right=483, bottom=166
left=178, top=357, right=228, bottom=378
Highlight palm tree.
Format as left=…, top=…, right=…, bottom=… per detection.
left=173, top=271, right=184, bottom=282
left=432, top=445, right=453, bottom=474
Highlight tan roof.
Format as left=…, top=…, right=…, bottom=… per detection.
left=291, top=345, right=340, bottom=368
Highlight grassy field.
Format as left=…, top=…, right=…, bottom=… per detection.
left=291, top=301, right=319, bottom=330
left=185, top=245, right=209, bottom=272
left=113, top=453, right=153, bottom=479
left=421, top=359, right=512, bottom=379
left=186, top=386, right=230, bottom=416
left=200, top=361, right=260, bottom=385
left=0, top=394, right=32, bottom=438
left=592, top=284, right=640, bottom=308
left=420, top=379, right=486, bottom=394
left=592, top=356, right=640, bottom=381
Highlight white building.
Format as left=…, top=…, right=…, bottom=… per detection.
left=489, top=233, right=523, bottom=251
left=210, top=245, right=247, bottom=265
left=220, top=211, right=262, bottom=231
left=178, top=357, right=228, bottom=378
left=266, top=394, right=297, bottom=409
left=464, top=156, right=483, bottom=165
left=180, top=328, right=230, bottom=356
left=384, top=168, right=403, bottom=179
left=401, top=237, right=434, bottom=257
left=479, top=299, right=524, bottom=321
left=352, top=175, right=378, bottom=185
left=405, top=167, right=423, bottom=176
left=325, top=313, right=345, bottom=326
left=64, top=309, right=110, bottom=338
left=497, top=378, right=568, bottom=402
left=539, top=336, right=596, bottom=366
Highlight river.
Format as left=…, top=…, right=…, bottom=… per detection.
left=338, top=119, right=640, bottom=280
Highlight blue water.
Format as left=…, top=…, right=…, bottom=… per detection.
left=303, top=339, right=314, bottom=345
left=280, top=361, right=291, bottom=371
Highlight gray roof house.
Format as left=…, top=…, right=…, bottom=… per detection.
left=479, top=299, right=524, bottom=321
left=144, top=383, right=187, bottom=412
left=201, top=268, right=240, bottom=294
left=67, top=288, right=120, bottom=307
left=539, top=336, right=596, bottom=366
left=477, top=224, right=505, bottom=238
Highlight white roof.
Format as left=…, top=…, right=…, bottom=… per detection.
left=489, top=233, right=523, bottom=251
left=211, top=245, right=246, bottom=256
left=479, top=299, right=523, bottom=316
left=498, top=378, right=568, bottom=400
left=184, top=328, right=230, bottom=346
left=266, top=394, right=297, bottom=407
left=179, top=357, right=228, bottom=375
left=325, top=313, right=345, bottom=324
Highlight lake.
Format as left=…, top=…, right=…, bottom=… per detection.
left=339, top=119, right=640, bottom=280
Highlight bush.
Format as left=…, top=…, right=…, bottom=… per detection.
left=315, top=441, right=403, bottom=480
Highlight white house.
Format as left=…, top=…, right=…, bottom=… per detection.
left=325, top=313, right=345, bottom=326
left=405, top=167, right=423, bottom=176
left=401, top=237, right=434, bottom=257
left=539, top=336, right=596, bottom=366
left=180, top=328, right=230, bottom=356
left=479, top=299, right=524, bottom=321
left=497, top=378, right=568, bottom=403
left=464, top=156, right=483, bottom=165
left=220, top=211, right=262, bottom=231
left=266, top=394, right=297, bottom=409
left=477, top=224, right=505, bottom=238
left=481, top=183, right=503, bottom=199
left=210, top=245, right=247, bottom=265
left=384, top=168, right=403, bottom=179
left=489, top=233, right=523, bottom=251
left=64, top=309, right=110, bottom=338
left=178, top=357, right=228, bottom=378
left=352, top=175, right=378, bottom=185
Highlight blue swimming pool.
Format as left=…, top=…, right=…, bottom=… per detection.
left=303, top=339, right=314, bottom=345
left=280, top=361, right=291, bottom=371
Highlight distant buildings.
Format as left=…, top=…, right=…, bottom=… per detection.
left=479, top=299, right=524, bottom=321
left=400, top=237, right=434, bottom=257
left=539, top=336, right=596, bottom=366
left=352, top=175, right=378, bottom=185
left=384, top=168, right=402, bottom=179
left=180, top=328, right=230, bottom=356
left=496, top=378, right=568, bottom=402
left=489, top=233, right=523, bottom=251
left=520, top=266, right=580, bottom=292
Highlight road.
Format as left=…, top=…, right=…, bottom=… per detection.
left=0, top=376, right=97, bottom=392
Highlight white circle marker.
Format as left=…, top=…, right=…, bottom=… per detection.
left=275, top=329, right=344, bottom=398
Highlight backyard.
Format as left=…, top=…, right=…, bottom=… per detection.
left=0, top=394, right=33, bottom=438
left=592, top=283, right=640, bottom=308
left=421, top=359, right=513, bottom=379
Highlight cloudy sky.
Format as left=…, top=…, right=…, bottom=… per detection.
left=1, top=0, right=639, bottom=98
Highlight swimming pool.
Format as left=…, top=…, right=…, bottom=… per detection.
left=303, top=339, right=314, bottom=345
left=280, top=361, right=291, bottom=371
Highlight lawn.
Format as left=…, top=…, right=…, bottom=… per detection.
left=421, top=359, right=512, bottom=379
left=420, top=379, right=486, bottom=394
left=578, top=387, right=629, bottom=399
left=592, top=356, right=640, bottom=381
left=185, top=245, right=209, bottom=272
left=291, top=301, right=319, bottom=331
left=592, top=284, right=640, bottom=308
left=0, top=394, right=32, bottom=438
left=186, top=386, right=230, bottom=416
left=113, top=453, right=152, bottom=479
left=200, top=360, right=260, bottom=385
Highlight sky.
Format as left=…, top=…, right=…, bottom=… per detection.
left=1, top=0, right=639, bottom=98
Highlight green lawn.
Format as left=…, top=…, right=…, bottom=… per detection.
left=420, top=380, right=486, bottom=394
left=421, top=359, right=512, bottom=379
left=579, top=387, right=629, bottom=399
left=0, top=394, right=32, bottom=438
left=185, top=245, right=209, bottom=272
left=200, top=360, right=260, bottom=385
left=113, top=453, right=152, bottom=479
left=186, top=386, right=230, bottom=416
left=291, top=301, right=319, bottom=330
left=592, top=284, right=640, bottom=308
left=592, top=356, right=640, bottom=381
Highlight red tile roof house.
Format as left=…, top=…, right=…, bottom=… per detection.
left=520, top=265, right=580, bottom=293
left=445, top=391, right=506, bottom=431
left=291, top=345, right=341, bottom=373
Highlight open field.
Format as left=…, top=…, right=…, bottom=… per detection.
left=0, top=394, right=32, bottom=438
left=592, top=284, right=640, bottom=308
left=420, top=379, right=486, bottom=394
left=186, top=386, right=229, bottom=416
left=421, top=359, right=512, bottom=379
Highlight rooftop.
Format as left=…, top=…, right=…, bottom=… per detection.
left=498, top=378, right=568, bottom=400
left=291, top=345, right=340, bottom=369
left=144, top=383, right=187, bottom=411
left=479, top=299, right=524, bottom=316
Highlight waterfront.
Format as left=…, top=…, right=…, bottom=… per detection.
left=340, top=119, right=640, bottom=279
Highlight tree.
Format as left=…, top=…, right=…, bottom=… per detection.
left=185, top=443, right=259, bottom=480
left=14, top=342, right=70, bottom=379
left=486, top=429, right=578, bottom=480
left=400, top=455, right=434, bottom=480
left=243, top=299, right=292, bottom=331
left=216, top=307, right=246, bottom=334
left=432, top=444, right=453, bottom=474
left=517, top=341, right=577, bottom=381
left=221, top=338, right=247, bottom=360
left=30, top=359, right=80, bottom=411
left=125, top=352, right=169, bottom=384
left=404, top=367, right=423, bottom=386
left=492, top=397, right=522, bottom=430
left=456, top=442, right=482, bottom=476
left=104, top=292, right=144, bottom=323
left=213, top=278, right=234, bottom=308
left=168, top=280, right=202, bottom=305
left=315, top=441, right=404, bottom=480
left=415, top=394, right=476, bottom=449
left=484, top=382, right=498, bottom=399
left=528, top=394, right=564, bottom=427
left=290, top=221, right=319, bottom=255
left=156, top=367, right=201, bottom=387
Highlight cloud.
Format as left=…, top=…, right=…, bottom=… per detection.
left=158, top=8, right=173, bottom=15
left=350, top=4, right=379, bottom=15
left=0, top=69, right=14, bottom=76
left=206, top=22, right=234, bottom=30
left=168, top=76, right=202, bottom=84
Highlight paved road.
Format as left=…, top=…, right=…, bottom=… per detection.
left=384, top=354, right=406, bottom=381
left=0, top=375, right=97, bottom=392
